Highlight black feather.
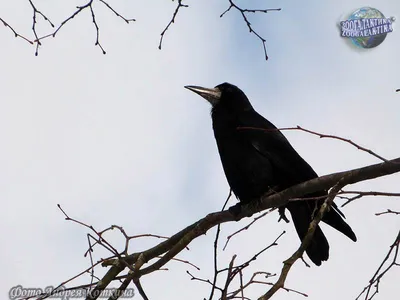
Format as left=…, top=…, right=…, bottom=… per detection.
left=188, top=82, right=357, bottom=266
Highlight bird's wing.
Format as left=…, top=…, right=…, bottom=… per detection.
left=238, top=111, right=355, bottom=240
left=238, top=111, right=318, bottom=188
left=237, top=110, right=357, bottom=242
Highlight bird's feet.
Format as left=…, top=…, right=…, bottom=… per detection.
left=228, top=203, right=243, bottom=220
left=228, top=202, right=256, bottom=220
left=278, top=207, right=290, bottom=223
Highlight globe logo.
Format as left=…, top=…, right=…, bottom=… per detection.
left=340, top=7, right=395, bottom=49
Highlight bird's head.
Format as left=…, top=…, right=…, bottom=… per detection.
left=185, top=82, right=253, bottom=113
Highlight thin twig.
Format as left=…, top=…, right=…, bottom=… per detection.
left=341, top=190, right=400, bottom=207
left=20, top=256, right=116, bottom=300
left=156, top=255, right=200, bottom=270
left=356, top=230, right=400, bottom=300
left=223, top=208, right=276, bottom=250
left=375, top=209, right=400, bottom=216
left=28, top=0, right=54, bottom=55
left=237, top=125, right=388, bottom=162
left=220, top=1, right=281, bottom=60
left=209, top=189, right=232, bottom=300
left=34, top=0, right=134, bottom=55
left=58, top=204, right=120, bottom=256
left=89, top=4, right=106, bottom=54
left=0, top=18, right=33, bottom=44
left=222, top=232, right=288, bottom=299
left=98, top=0, right=136, bottom=24
left=259, top=180, right=346, bottom=299
left=159, top=0, right=188, bottom=50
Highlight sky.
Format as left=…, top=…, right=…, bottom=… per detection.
left=1, top=0, right=399, bottom=300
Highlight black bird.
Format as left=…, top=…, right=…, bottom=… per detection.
left=185, top=82, right=356, bottom=266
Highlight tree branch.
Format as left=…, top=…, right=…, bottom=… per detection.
left=356, top=230, right=400, bottom=300
left=30, top=0, right=135, bottom=55
left=0, top=17, right=33, bottom=44
left=375, top=209, right=400, bottom=216
left=237, top=125, right=388, bottom=163
left=159, top=0, right=188, bottom=50
left=341, top=191, right=400, bottom=207
left=258, top=179, right=346, bottom=299
left=90, top=157, right=400, bottom=300
left=220, top=1, right=281, bottom=60
left=21, top=156, right=400, bottom=300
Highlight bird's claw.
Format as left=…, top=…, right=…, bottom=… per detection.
left=228, top=203, right=242, bottom=220
left=278, top=207, right=290, bottom=223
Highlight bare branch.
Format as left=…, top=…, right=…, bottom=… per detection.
left=157, top=255, right=200, bottom=270
left=91, top=156, right=400, bottom=300
left=57, top=204, right=121, bottom=255
left=34, top=0, right=135, bottom=55
left=20, top=256, right=117, bottom=300
left=89, top=4, right=106, bottom=54
left=132, top=277, right=149, bottom=300
left=86, top=234, right=96, bottom=288
left=0, top=17, right=33, bottom=44
left=23, top=157, right=400, bottom=300
left=375, top=209, right=400, bottom=216
left=220, top=1, right=281, bottom=60
left=3, top=0, right=280, bottom=58
left=28, top=0, right=54, bottom=55
left=223, top=208, right=277, bottom=250
left=187, top=270, right=223, bottom=291
left=221, top=255, right=237, bottom=298
left=98, top=0, right=136, bottom=24
left=225, top=232, right=296, bottom=299
left=341, top=190, right=400, bottom=207
left=219, top=232, right=285, bottom=275
left=209, top=189, right=233, bottom=300
left=159, top=0, right=188, bottom=50
left=356, top=230, right=400, bottom=300
left=237, top=125, right=388, bottom=162
left=259, top=179, right=346, bottom=299
left=189, top=232, right=285, bottom=299
left=91, top=224, right=171, bottom=257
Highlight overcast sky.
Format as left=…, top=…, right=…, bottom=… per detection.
left=1, top=1, right=399, bottom=300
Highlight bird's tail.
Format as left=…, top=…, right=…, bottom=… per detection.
left=322, top=203, right=357, bottom=241
left=287, top=201, right=329, bottom=266
left=286, top=197, right=357, bottom=266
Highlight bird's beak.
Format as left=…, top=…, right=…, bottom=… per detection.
left=184, top=85, right=221, bottom=106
